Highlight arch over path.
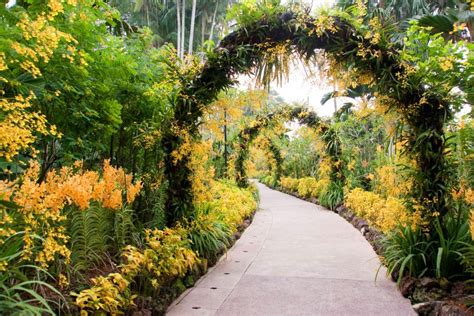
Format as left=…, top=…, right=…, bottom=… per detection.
left=167, top=183, right=415, bottom=315
left=233, top=106, right=341, bottom=189
left=162, top=5, right=452, bottom=226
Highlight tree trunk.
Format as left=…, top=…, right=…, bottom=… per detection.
left=176, top=0, right=181, bottom=57
left=209, top=1, right=218, bottom=41
left=201, top=9, right=206, bottom=45
left=223, top=107, right=228, bottom=178
left=181, top=0, right=186, bottom=59
left=188, top=0, right=197, bottom=55
left=146, top=1, right=150, bottom=26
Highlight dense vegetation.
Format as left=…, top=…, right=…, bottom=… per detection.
left=0, top=0, right=473, bottom=314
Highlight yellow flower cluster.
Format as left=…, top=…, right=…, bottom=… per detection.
left=451, top=182, right=474, bottom=238
left=207, top=181, right=257, bottom=230
left=75, top=227, right=198, bottom=314
left=0, top=160, right=142, bottom=270
left=189, top=140, right=215, bottom=204
left=170, top=125, right=192, bottom=165
left=365, top=17, right=382, bottom=45
left=14, top=9, right=78, bottom=77
left=47, top=159, right=142, bottom=211
left=1, top=1, right=83, bottom=160
left=74, top=273, right=135, bottom=315
left=373, top=165, right=412, bottom=198
left=311, top=14, right=338, bottom=37
left=345, top=188, right=421, bottom=233
left=0, top=94, right=60, bottom=161
left=0, top=161, right=70, bottom=270
left=280, top=176, right=330, bottom=200
left=120, top=228, right=197, bottom=280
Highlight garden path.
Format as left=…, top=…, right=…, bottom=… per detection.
left=167, top=183, right=415, bottom=315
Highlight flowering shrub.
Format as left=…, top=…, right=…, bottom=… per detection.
left=345, top=188, right=421, bottom=233
left=280, top=177, right=299, bottom=192
left=207, top=181, right=257, bottom=231
left=297, top=177, right=319, bottom=198
left=75, top=180, right=257, bottom=314
left=74, top=273, right=135, bottom=314
left=0, top=0, right=80, bottom=160
left=0, top=160, right=142, bottom=270
left=373, top=165, right=412, bottom=198
left=74, top=227, right=197, bottom=313
left=279, top=176, right=330, bottom=200
left=189, top=140, right=215, bottom=204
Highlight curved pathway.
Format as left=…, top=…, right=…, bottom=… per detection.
left=167, top=183, right=415, bottom=315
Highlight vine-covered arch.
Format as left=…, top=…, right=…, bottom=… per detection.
left=163, top=5, right=453, bottom=226
left=234, top=106, right=332, bottom=187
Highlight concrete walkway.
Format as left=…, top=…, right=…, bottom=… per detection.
left=167, top=183, right=415, bottom=315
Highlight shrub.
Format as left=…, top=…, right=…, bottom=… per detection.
left=208, top=181, right=257, bottom=230
left=319, top=181, right=344, bottom=210
left=187, top=204, right=232, bottom=259
left=297, top=177, right=319, bottom=198
left=280, top=177, right=299, bottom=192
left=382, top=208, right=473, bottom=282
left=74, top=227, right=198, bottom=313
left=345, top=188, right=416, bottom=233
left=74, top=180, right=258, bottom=314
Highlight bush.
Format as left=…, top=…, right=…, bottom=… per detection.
left=73, top=180, right=258, bottom=314
left=187, top=204, right=232, bottom=259
left=280, top=177, right=300, bottom=192
left=345, top=188, right=416, bottom=233
left=382, top=208, right=473, bottom=282
left=319, top=181, right=344, bottom=210
left=297, top=177, right=319, bottom=198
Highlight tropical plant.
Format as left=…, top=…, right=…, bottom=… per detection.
left=187, top=204, right=232, bottom=259
left=383, top=207, right=473, bottom=282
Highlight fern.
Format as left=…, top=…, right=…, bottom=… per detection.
left=66, top=204, right=112, bottom=272
left=113, top=207, right=136, bottom=252
left=149, top=182, right=167, bottom=229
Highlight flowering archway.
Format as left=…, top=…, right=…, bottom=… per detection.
left=233, top=106, right=336, bottom=184
left=163, top=4, right=456, bottom=227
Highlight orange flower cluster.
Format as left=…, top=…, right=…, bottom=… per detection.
left=0, top=160, right=142, bottom=270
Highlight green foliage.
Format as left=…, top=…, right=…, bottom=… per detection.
left=432, top=209, right=473, bottom=279
left=382, top=225, right=432, bottom=283
left=113, top=208, right=136, bottom=251
left=334, top=109, right=386, bottom=190
left=66, top=205, right=111, bottom=272
left=0, top=237, right=64, bottom=315
left=187, top=204, right=232, bottom=259
left=383, top=207, right=473, bottom=282
left=319, top=180, right=344, bottom=210
left=281, top=129, right=320, bottom=178
left=0, top=268, right=63, bottom=315
left=66, top=204, right=138, bottom=274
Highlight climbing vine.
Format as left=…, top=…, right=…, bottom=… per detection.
left=165, top=2, right=470, bottom=227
